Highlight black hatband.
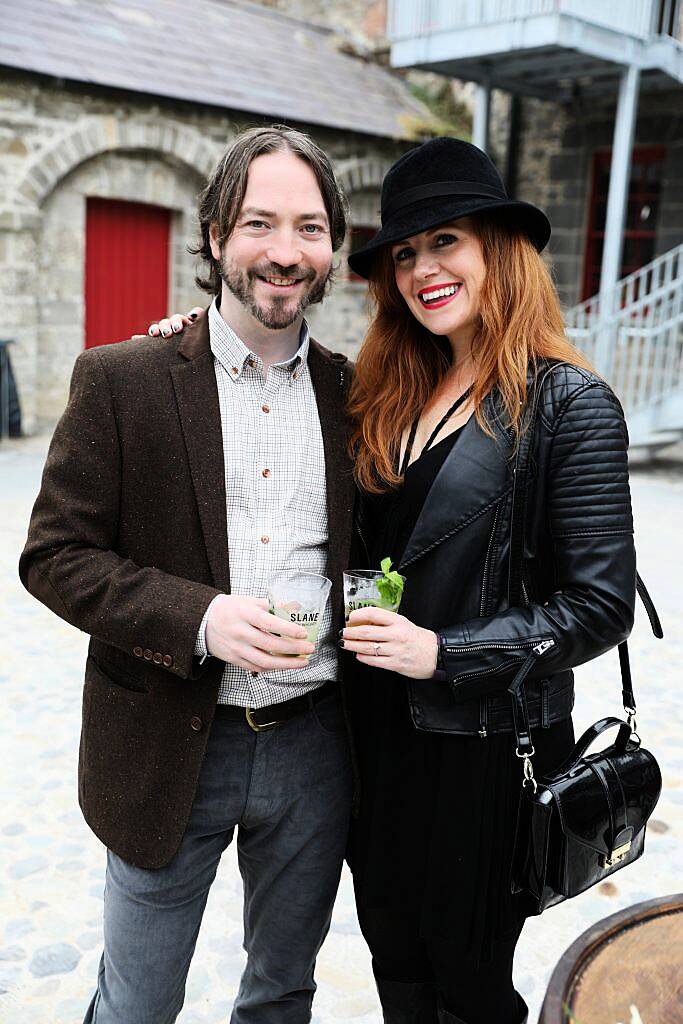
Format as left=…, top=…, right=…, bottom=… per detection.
left=382, top=181, right=506, bottom=222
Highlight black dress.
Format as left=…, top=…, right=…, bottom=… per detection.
left=347, top=426, right=574, bottom=1020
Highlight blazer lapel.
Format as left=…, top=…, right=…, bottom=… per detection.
left=170, top=317, right=231, bottom=593
left=400, top=399, right=513, bottom=570
left=307, top=341, right=356, bottom=623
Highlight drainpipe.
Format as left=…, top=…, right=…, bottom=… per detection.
left=597, top=62, right=641, bottom=377
left=472, top=80, right=491, bottom=153
left=504, top=94, right=521, bottom=197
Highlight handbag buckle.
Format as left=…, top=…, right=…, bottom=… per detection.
left=516, top=746, right=537, bottom=793
left=625, top=707, right=642, bottom=746
left=600, top=839, right=632, bottom=869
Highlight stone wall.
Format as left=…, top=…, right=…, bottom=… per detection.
left=0, top=70, right=404, bottom=432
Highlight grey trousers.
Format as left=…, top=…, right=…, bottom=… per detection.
left=83, top=688, right=353, bottom=1024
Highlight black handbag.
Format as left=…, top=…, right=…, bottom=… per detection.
left=507, top=365, right=663, bottom=914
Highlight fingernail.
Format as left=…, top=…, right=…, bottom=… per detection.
left=338, top=629, right=344, bottom=637
left=172, top=324, right=180, bottom=333
left=189, top=312, right=198, bottom=321
left=338, top=639, right=345, bottom=649
left=161, top=328, right=171, bottom=337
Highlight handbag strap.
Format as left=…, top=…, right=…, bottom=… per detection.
left=541, top=717, right=632, bottom=779
left=506, top=362, right=663, bottom=768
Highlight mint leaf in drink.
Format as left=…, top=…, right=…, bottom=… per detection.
left=376, top=557, right=404, bottom=610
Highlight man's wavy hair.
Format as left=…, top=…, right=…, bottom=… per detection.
left=190, top=125, right=348, bottom=295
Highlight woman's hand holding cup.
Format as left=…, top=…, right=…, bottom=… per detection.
left=341, top=606, right=438, bottom=679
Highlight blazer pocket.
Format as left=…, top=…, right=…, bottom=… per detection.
left=88, top=653, right=149, bottom=695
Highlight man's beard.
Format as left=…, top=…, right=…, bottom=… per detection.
left=219, top=256, right=332, bottom=329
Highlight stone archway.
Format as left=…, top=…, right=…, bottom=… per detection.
left=34, top=142, right=214, bottom=428
left=5, top=118, right=224, bottom=431
left=336, top=155, right=389, bottom=196
left=15, top=118, right=222, bottom=210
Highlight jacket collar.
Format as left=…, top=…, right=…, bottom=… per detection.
left=177, top=312, right=211, bottom=360
left=399, top=394, right=514, bottom=570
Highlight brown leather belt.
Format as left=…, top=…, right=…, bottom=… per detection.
left=214, top=681, right=336, bottom=732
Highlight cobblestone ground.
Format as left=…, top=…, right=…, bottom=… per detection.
left=1, top=436, right=681, bottom=1024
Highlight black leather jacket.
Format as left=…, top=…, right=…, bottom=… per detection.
left=355, top=362, right=637, bottom=737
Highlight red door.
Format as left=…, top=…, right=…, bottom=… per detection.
left=582, top=147, right=665, bottom=301
left=85, top=197, right=171, bottom=348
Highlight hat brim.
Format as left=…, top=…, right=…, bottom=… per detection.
left=347, top=196, right=551, bottom=280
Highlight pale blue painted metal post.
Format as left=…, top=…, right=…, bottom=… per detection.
left=472, top=81, right=490, bottom=153
left=596, top=63, right=641, bottom=377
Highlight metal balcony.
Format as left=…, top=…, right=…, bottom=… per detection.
left=389, top=0, right=683, bottom=98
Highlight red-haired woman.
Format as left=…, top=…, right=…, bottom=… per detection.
left=341, top=138, right=636, bottom=1024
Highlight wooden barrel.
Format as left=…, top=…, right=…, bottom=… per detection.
left=539, top=893, right=683, bottom=1023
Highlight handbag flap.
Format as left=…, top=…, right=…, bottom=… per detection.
left=542, top=743, right=662, bottom=856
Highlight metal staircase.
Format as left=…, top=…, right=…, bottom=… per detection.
left=565, top=243, right=683, bottom=452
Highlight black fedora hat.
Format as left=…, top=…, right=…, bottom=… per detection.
left=347, top=137, right=551, bottom=280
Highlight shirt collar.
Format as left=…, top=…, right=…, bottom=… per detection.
left=208, top=298, right=310, bottom=382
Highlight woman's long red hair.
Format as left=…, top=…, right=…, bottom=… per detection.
left=348, top=213, right=593, bottom=493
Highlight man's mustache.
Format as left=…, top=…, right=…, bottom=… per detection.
left=248, top=263, right=317, bottom=283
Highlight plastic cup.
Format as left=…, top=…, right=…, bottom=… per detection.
left=267, top=571, right=332, bottom=658
left=343, top=569, right=405, bottom=623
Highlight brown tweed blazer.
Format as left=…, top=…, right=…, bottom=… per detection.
left=19, top=315, right=356, bottom=869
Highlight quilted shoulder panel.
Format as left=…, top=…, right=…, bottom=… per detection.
left=538, top=362, right=608, bottom=428
left=547, top=375, right=633, bottom=538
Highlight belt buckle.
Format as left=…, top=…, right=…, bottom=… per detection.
left=245, top=706, right=280, bottom=733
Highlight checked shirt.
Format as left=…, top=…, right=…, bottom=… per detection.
left=195, top=299, right=337, bottom=707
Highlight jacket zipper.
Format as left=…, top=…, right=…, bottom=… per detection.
left=478, top=696, right=488, bottom=738
left=444, top=637, right=554, bottom=655
left=445, top=639, right=556, bottom=692
left=541, top=679, right=550, bottom=727
left=480, top=503, right=502, bottom=617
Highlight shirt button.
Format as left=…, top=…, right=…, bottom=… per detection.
left=292, top=370, right=299, bottom=380
left=231, top=366, right=238, bottom=375
left=251, top=671, right=259, bottom=678
left=262, top=405, right=270, bottom=413
left=247, top=358, right=255, bottom=368
left=262, top=468, right=271, bottom=478
left=261, top=535, right=270, bottom=544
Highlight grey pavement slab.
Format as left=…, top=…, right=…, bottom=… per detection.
left=1, top=436, right=681, bottom=1024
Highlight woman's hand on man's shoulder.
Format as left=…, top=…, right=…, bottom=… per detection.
left=148, top=307, right=205, bottom=338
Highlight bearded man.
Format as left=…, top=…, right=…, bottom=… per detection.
left=20, top=126, right=356, bottom=1024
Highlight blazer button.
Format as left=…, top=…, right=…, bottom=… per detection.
left=153, top=652, right=163, bottom=665
left=133, top=646, right=143, bottom=658
left=162, top=654, right=173, bottom=668
left=190, top=716, right=203, bottom=731
left=143, top=649, right=153, bottom=661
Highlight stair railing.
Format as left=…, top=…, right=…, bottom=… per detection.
left=565, top=243, right=683, bottom=422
